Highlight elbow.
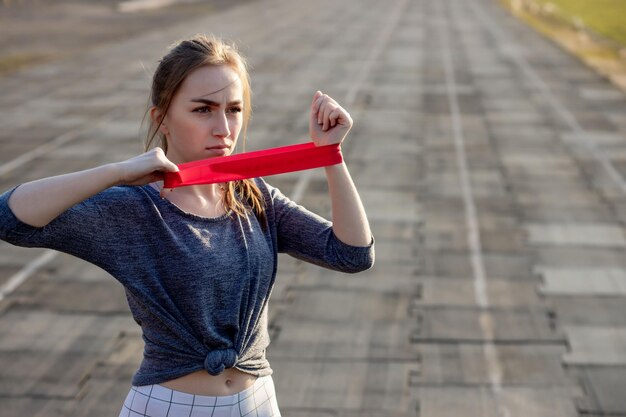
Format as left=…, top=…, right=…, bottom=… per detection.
left=337, top=242, right=375, bottom=274
left=325, top=233, right=375, bottom=273
left=344, top=257, right=374, bottom=274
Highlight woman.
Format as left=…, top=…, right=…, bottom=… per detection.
left=0, top=34, right=374, bottom=416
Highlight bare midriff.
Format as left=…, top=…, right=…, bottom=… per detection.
left=161, top=368, right=257, bottom=396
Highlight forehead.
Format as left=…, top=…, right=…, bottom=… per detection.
left=178, top=65, right=243, bottom=100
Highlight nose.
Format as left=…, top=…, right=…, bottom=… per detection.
left=212, top=111, right=230, bottom=138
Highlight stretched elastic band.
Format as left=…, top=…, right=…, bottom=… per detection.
left=163, top=142, right=342, bottom=188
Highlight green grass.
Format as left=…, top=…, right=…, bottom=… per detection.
left=532, top=0, right=626, bottom=46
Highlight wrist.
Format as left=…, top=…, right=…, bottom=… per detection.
left=102, top=162, right=125, bottom=187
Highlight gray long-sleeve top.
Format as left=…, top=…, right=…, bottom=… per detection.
left=0, top=178, right=374, bottom=385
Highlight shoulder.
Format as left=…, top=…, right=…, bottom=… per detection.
left=252, top=177, right=274, bottom=202
left=80, top=185, right=155, bottom=213
left=252, top=177, right=284, bottom=201
left=90, top=184, right=151, bottom=202
left=253, top=177, right=270, bottom=193
left=252, top=178, right=293, bottom=212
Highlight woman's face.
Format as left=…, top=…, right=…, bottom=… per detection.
left=156, top=65, right=244, bottom=164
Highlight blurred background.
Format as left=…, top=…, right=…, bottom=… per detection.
left=0, top=0, right=625, bottom=416
left=0, top=0, right=255, bottom=75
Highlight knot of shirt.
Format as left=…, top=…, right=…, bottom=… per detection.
left=204, top=348, right=239, bottom=375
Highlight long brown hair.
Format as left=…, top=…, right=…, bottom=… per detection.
left=144, top=34, right=266, bottom=226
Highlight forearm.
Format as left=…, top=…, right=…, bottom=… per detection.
left=325, top=162, right=372, bottom=246
left=8, top=163, right=121, bottom=228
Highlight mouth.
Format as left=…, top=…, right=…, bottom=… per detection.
left=205, top=145, right=231, bottom=155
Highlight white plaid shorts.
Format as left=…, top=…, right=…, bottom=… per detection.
left=118, top=375, right=281, bottom=417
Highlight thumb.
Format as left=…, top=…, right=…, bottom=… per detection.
left=165, top=161, right=180, bottom=173
left=154, top=148, right=179, bottom=173
left=310, top=90, right=323, bottom=114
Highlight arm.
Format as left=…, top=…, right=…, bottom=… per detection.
left=310, top=91, right=372, bottom=247
left=262, top=178, right=374, bottom=273
left=7, top=148, right=178, bottom=227
left=324, top=162, right=372, bottom=246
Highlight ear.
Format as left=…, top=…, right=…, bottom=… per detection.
left=150, top=106, right=169, bottom=135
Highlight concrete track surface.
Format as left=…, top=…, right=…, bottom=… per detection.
left=1, top=0, right=626, bottom=415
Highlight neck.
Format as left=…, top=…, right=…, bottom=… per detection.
left=152, top=181, right=227, bottom=218
left=161, top=150, right=226, bottom=200
left=153, top=181, right=223, bottom=200
left=174, top=183, right=223, bottom=199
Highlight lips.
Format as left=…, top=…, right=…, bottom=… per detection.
left=205, top=145, right=230, bottom=155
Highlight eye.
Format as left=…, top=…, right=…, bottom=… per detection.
left=228, top=106, right=243, bottom=114
left=193, top=106, right=211, bottom=113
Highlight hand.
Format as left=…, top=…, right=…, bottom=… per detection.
left=309, top=91, right=353, bottom=146
left=114, top=147, right=179, bottom=189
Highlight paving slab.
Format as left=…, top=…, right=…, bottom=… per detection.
left=531, top=247, right=626, bottom=269
left=485, top=111, right=547, bottom=125
left=536, top=266, right=626, bottom=296
left=504, top=165, right=583, bottom=182
left=283, top=286, right=415, bottom=323
left=500, top=153, right=577, bottom=169
left=579, top=88, right=626, bottom=102
left=270, top=360, right=420, bottom=414
left=368, top=220, right=419, bottom=242
left=0, top=242, right=45, bottom=271
left=414, top=344, right=572, bottom=386
left=269, top=316, right=419, bottom=362
left=9, top=257, right=129, bottom=313
left=562, top=326, right=626, bottom=365
left=1, top=398, right=73, bottom=417
left=423, top=226, right=526, bottom=253
left=411, top=306, right=562, bottom=343
left=547, top=297, right=626, bottom=327
left=561, top=131, right=626, bottom=148
left=425, top=170, right=508, bottom=198
left=515, top=190, right=604, bottom=207
left=288, top=261, right=419, bottom=291
left=574, top=367, right=626, bottom=415
left=520, top=204, right=614, bottom=223
left=360, top=190, right=421, bottom=223
left=412, top=387, right=580, bottom=417
left=0, top=307, right=134, bottom=397
left=414, top=277, right=541, bottom=308
left=525, top=223, right=626, bottom=247
left=419, top=251, right=534, bottom=281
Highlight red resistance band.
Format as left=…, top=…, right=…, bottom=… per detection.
left=163, top=142, right=343, bottom=188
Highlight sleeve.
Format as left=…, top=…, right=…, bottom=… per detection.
left=0, top=185, right=126, bottom=265
left=259, top=178, right=374, bottom=273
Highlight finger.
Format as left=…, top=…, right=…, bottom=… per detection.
left=154, top=148, right=179, bottom=172
left=165, top=161, right=180, bottom=173
left=311, top=91, right=322, bottom=116
left=311, top=91, right=323, bottom=122
left=317, top=95, right=326, bottom=126
left=317, top=93, right=332, bottom=126
left=160, top=157, right=180, bottom=173
left=322, top=103, right=335, bottom=131
left=311, top=90, right=323, bottom=108
left=325, top=95, right=338, bottom=106
left=329, top=109, right=341, bottom=128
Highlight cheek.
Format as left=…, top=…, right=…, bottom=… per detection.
left=163, top=110, right=184, bottom=133
left=230, top=117, right=243, bottom=135
left=171, top=115, right=206, bottom=137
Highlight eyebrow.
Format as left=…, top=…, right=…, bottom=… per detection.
left=189, top=98, right=242, bottom=106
